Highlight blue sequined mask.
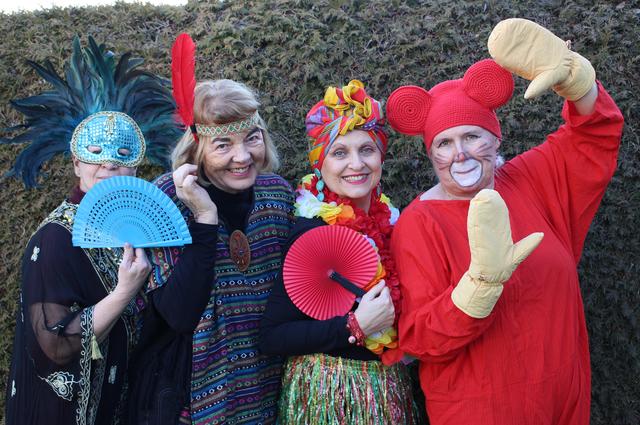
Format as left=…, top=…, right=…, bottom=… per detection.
left=70, top=111, right=146, bottom=167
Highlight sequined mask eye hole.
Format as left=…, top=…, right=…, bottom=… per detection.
left=71, top=111, right=146, bottom=167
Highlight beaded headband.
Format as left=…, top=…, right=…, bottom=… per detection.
left=195, top=111, right=261, bottom=138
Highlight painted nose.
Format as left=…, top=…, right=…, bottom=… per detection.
left=453, top=140, right=468, bottom=162
left=453, top=151, right=468, bottom=162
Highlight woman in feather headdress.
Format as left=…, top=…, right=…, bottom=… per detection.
left=127, top=34, right=295, bottom=425
left=2, top=37, right=180, bottom=425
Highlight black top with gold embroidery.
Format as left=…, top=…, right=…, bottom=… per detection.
left=5, top=188, right=144, bottom=425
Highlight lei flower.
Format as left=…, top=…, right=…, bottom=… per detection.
left=295, top=173, right=401, bottom=354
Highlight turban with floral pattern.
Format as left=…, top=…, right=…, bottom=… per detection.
left=305, top=80, right=387, bottom=172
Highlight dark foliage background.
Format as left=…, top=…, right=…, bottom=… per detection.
left=0, top=1, right=638, bottom=423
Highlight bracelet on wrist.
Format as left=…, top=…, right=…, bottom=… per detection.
left=346, top=312, right=366, bottom=346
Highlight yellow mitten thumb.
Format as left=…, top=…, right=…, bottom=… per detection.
left=525, top=69, right=567, bottom=100
left=512, top=232, right=544, bottom=267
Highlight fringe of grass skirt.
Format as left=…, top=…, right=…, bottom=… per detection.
left=278, top=353, right=418, bottom=424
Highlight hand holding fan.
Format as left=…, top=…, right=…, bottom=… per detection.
left=283, top=225, right=379, bottom=320
left=72, top=175, right=191, bottom=248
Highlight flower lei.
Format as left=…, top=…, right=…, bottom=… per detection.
left=295, top=173, right=401, bottom=354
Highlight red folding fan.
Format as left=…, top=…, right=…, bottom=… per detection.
left=283, top=225, right=379, bottom=320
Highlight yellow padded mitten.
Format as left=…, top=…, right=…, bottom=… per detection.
left=487, top=18, right=595, bottom=101
left=451, top=273, right=504, bottom=319
left=451, top=189, right=544, bottom=318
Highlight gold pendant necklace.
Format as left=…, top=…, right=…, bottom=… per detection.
left=229, top=230, right=251, bottom=272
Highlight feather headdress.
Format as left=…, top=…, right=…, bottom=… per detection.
left=1, top=36, right=181, bottom=188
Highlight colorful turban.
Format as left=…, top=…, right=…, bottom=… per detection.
left=305, top=80, right=387, bottom=171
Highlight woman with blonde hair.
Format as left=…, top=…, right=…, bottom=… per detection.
left=128, top=53, right=295, bottom=423
left=171, top=79, right=280, bottom=176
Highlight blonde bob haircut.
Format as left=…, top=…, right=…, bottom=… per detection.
left=171, top=79, right=280, bottom=183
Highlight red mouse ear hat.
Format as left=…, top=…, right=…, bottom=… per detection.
left=283, top=225, right=379, bottom=320
left=463, top=59, right=514, bottom=109
left=386, top=85, right=432, bottom=136
left=386, top=59, right=514, bottom=151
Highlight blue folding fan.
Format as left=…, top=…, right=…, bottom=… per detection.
left=72, top=176, right=191, bottom=248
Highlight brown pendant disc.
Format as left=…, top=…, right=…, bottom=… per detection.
left=229, top=230, right=251, bottom=272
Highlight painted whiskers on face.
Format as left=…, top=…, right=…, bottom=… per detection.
left=429, top=125, right=500, bottom=199
left=449, top=138, right=495, bottom=187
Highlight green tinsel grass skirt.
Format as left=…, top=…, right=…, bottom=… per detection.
left=278, top=353, right=419, bottom=424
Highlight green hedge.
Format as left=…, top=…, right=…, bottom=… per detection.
left=0, top=1, right=638, bottom=423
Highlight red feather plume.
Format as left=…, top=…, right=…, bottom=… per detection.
left=171, top=33, right=197, bottom=141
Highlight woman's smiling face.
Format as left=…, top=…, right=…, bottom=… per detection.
left=201, top=127, right=266, bottom=193
left=320, top=130, right=382, bottom=212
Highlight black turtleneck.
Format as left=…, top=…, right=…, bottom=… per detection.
left=205, top=182, right=254, bottom=233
